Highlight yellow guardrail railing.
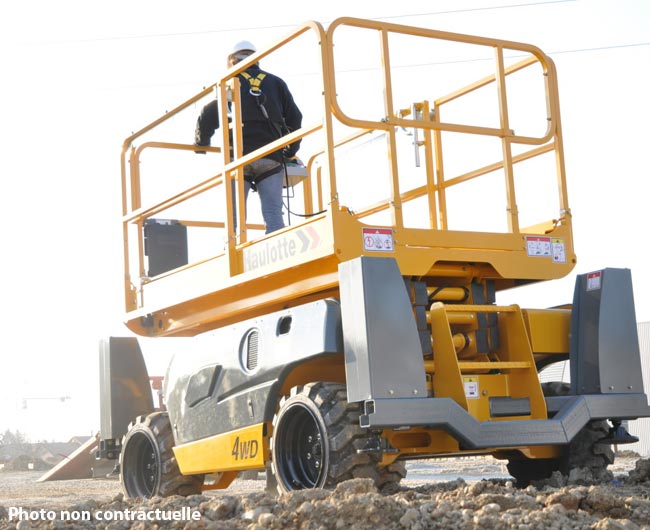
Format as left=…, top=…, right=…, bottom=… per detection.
left=120, top=17, right=572, bottom=333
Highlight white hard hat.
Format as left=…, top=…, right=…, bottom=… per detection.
left=230, top=40, right=257, bottom=56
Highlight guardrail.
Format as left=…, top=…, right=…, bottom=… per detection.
left=120, top=17, right=571, bottom=321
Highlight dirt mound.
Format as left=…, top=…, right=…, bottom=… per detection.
left=628, top=458, right=650, bottom=484
left=1, top=458, right=649, bottom=530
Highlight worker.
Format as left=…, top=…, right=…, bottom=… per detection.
left=194, top=40, right=303, bottom=234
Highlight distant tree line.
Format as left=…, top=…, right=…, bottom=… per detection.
left=0, top=430, right=34, bottom=467
left=0, top=429, right=30, bottom=446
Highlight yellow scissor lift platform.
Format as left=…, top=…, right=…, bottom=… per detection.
left=121, top=17, right=574, bottom=343
left=111, top=17, right=650, bottom=497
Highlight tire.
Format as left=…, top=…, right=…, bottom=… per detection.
left=120, top=412, right=204, bottom=499
left=270, top=382, right=406, bottom=493
left=506, top=382, right=614, bottom=486
left=506, top=457, right=563, bottom=487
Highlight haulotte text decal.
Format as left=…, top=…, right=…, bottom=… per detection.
left=244, top=225, right=321, bottom=271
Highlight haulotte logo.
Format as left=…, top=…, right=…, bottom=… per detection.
left=244, top=226, right=321, bottom=271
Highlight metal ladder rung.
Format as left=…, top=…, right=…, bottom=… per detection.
left=443, top=304, right=518, bottom=313
left=458, top=361, right=531, bottom=371
left=423, top=361, right=531, bottom=372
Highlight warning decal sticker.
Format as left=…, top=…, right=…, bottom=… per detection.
left=525, top=236, right=552, bottom=257
left=586, top=271, right=602, bottom=291
left=463, top=376, right=479, bottom=399
left=362, top=228, right=394, bottom=252
left=551, top=238, right=566, bottom=264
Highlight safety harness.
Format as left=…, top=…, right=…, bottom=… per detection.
left=240, top=71, right=272, bottom=120
left=241, top=71, right=266, bottom=94
left=239, top=71, right=287, bottom=185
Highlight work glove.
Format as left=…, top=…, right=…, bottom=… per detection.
left=282, top=145, right=298, bottom=158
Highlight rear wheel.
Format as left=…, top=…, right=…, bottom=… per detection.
left=270, top=382, right=405, bottom=493
left=506, top=382, right=615, bottom=486
left=120, top=412, right=204, bottom=498
left=506, top=457, right=562, bottom=487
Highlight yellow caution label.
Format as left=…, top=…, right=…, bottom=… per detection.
left=463, top=376, right=479, bottom=399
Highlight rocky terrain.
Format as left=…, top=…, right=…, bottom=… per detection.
left=1, top=455, right=649, bottom=530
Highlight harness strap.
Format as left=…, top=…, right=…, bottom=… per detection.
left=240, top=71, right=267, bottom=96
left=240, top=71, right=286, bottom=138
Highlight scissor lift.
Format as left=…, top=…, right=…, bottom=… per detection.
left=108, top=18, right=649, bottom=496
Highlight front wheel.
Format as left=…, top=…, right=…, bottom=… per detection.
left=507, top=382, right=615, bottom=486
left=270, top=382, right=405, bottom=494
left=120, top=412, right=204, bottom=499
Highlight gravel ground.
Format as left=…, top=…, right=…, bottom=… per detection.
left=1, top=455, right=649, bottom=529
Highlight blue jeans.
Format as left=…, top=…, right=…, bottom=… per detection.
left=247, top=170, right=285, bottom=234
left=233, top=159, right=285, bottom=234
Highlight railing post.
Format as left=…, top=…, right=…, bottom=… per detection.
left=219, top=80, right=240, bottom=277
left=432, top=102, right=448, bottom=230
left=320, top=25, right=340, bottom=217
left=128, top=146, right=147, bottom=280
left=420, top=101, right=439, bottom=230
left=494, top=46, right=519, bottom=234
left=546, top=58, right=571, bottom=221
left=379, top=28, right=404, bottom=230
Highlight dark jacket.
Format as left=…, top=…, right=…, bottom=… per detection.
left=195, top=66, right=302, bottom=163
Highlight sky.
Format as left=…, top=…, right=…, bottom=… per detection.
left=0, top=0, right=648, bottom=442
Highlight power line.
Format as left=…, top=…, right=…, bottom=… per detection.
left=375, top=0, right=576, bottom=20
left=100, top=40, right=650, bottom=92
left=347, top=41, right=650, bottom=73
left=31, top=0, right=575, bottom=45
left=549, top=41, right=650, bottom=55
